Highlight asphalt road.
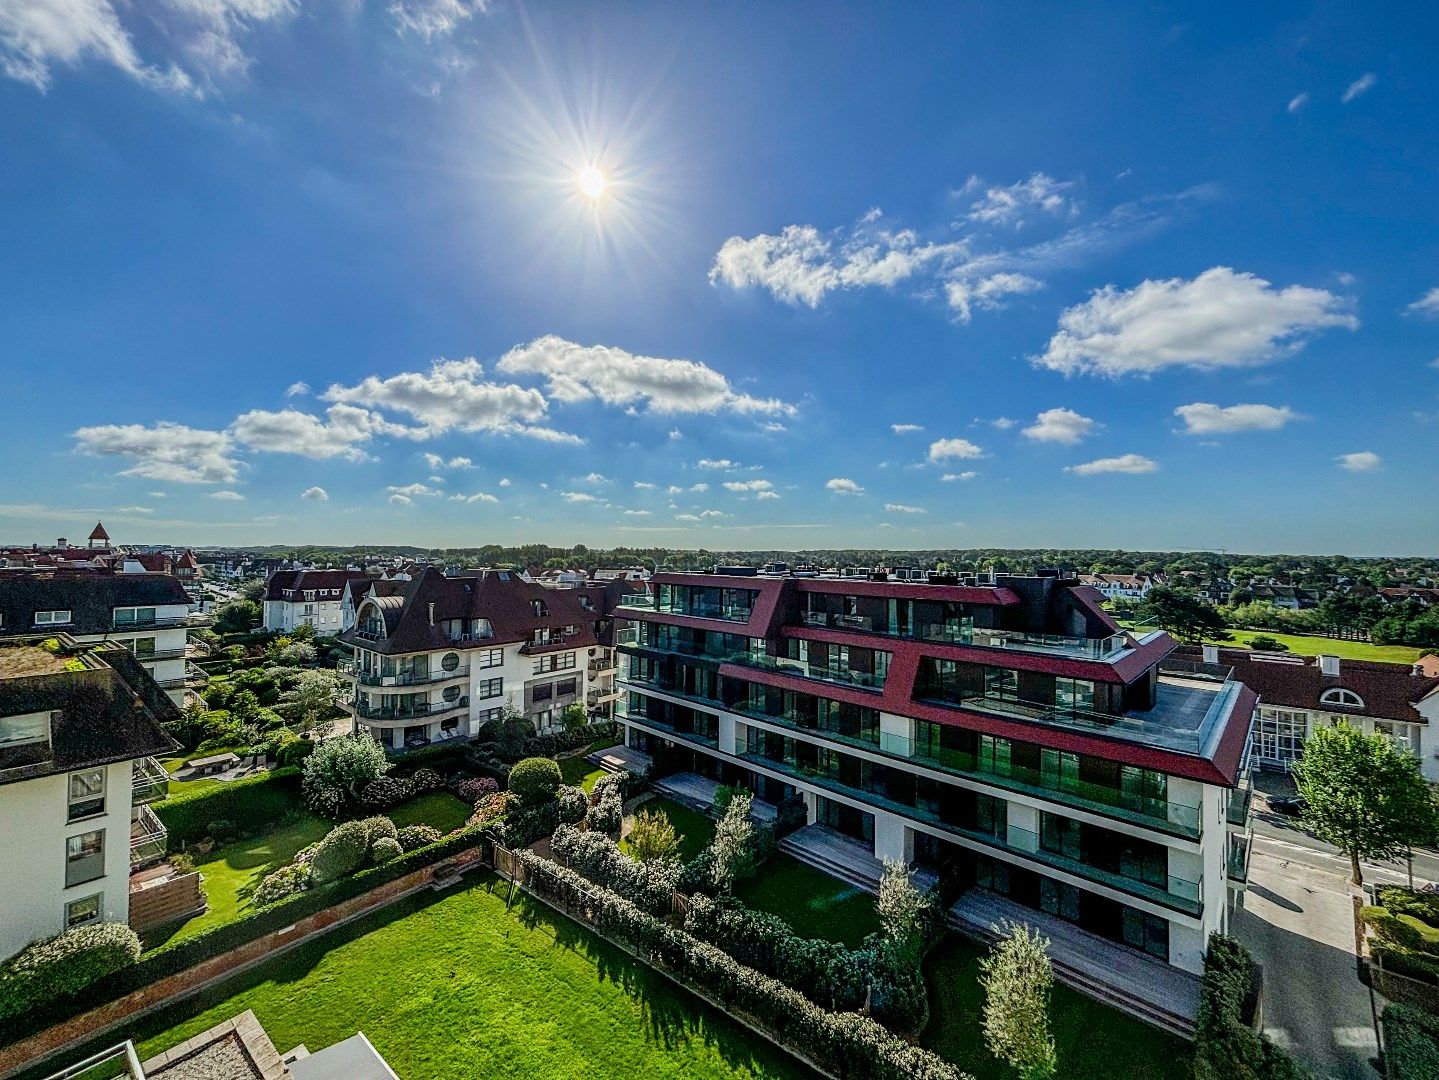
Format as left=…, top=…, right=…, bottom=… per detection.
left=1252, top=805, right=1439, bottom=890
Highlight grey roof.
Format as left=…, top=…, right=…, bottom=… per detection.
left=0, top=570, right=193, bottom=637
left=288, top=1034, right=398, bottom=1080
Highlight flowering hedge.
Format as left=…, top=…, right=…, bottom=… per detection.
left=512, top=850, right=968, bottom=1080
left=0, top=923, right=141, bottom=1022
left=551, top=824, right=678, bottom=917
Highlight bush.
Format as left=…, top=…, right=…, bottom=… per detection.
left=309, top=820, right=371, bottom=884
left=408, top=767, right=445, bottom=793
left=0, top=924, right=141, bottom=1021
left=397, top=824, right=442, bottom=852
left=457, top=777, right=499, bottom=805
left=1246, top=634, right=1288, bottom=652
left=207, top=819, right=237, bottom=843
left=494, top=800, right=561, bottom=849
left=627, top=807, right=680, bottom=864
left=276, top=737, right=317, bottom=769
left=588, top=777, right=624, bottom=835
left=556, top=784, right=589, bottom=825
left=1195, top=934, right=1309, bottom=1080
left=155, top=768, right=303, bottom=846
left=469, top=791, right=517, bottom=828
left=1384, top=1003, right=1439, bottom=1080
left=302, top=734, right=390, bottom=819
left=252, top=863, right=312, bottom=907
left=551, top=824, right=679, bottom=916
left=508, top=757, right=562, bottom=806
left=371, top=836, right=403, bottom=864
left=359, top=775, right=412, bottom=809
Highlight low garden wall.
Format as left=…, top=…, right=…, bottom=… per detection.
left=0, top=845, right=483, bottom=1078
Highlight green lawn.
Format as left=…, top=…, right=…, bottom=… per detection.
left=735, top=853, right=880, bottom=948
left=622, top=798, right=716, bottom=863
left=559, top=755, right=608, bottom=793
left=921, top=934, right=1191, bottom=1080
left=1121, top=621, right=1421, bottom=664
left=106, top=879, right=810, bottom=1080
left=146, top=793, right=473, bottom=950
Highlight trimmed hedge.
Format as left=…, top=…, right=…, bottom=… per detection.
left=1384, top=1003, right=1439, bottom=1080
left=1195, top=933, right=1309, bottom=1080
left=514, top=851, right=968, bottom=1080
left=155, top=768, right=304, bottom=846
left=0, top=826, right=486, bottom=1048
left=0, top=924, right=141, bottom=1022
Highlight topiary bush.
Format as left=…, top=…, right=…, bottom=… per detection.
left=407, top=767, right=445, bottom=793
left=308, top=820, right=371, bottom=884
left=396, top=824, right=442, bottom=852
left=557, top=784, right=589, bottom=825
left=252, top=863, right=312, bottom=907
left=371, top=836, right=403, bottom=864
left=508, top=757, right=562, bottom=806
left=0, top=923, right=141, bottom=1021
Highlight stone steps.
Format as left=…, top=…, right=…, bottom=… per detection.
left=778, top=833, right=884, bottom=894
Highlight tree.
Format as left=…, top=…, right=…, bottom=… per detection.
left=301, top=734, right=390, bottom=818
left=1292, top=722, right=1435, bottom=885
left=558, top=701, right=588, bottom=733
left=1138, top=586, right=1230, bottom=644
left=508, top=757, right=562, bottom=806
left=284, top=669, right=345, bottom=732
left=241, top=579, right=268, bottom=603
left=215, top=598, right=260, bottom=635
left=627, top=807, right=681, bottom=863
left=711, top=790, right=756, bottom=890
left=876, top=859, right=929, bottom=962
left=980, top=923, right=1058, bottom=1080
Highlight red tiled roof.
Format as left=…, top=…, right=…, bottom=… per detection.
left=88, top=521, right=109, bottom=541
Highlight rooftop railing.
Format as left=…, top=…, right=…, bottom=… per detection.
left=800, top=611, right=1127, bottom=659
left=40, top=1041, right=146, bottom=1080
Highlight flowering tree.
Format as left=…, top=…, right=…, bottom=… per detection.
left=980, top=923, right=1057, bottom=1080
left=711, top=790, right=756, bottom=890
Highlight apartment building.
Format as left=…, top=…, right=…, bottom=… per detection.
left=1076, top=573, right=1155, bottom=601
left=0, top=636, right=176, bottom=961
left=1177, top=646, right=1439, bottom=777
left=337, top=567, right=623, bottom=752
left=614, top=568, right=1256, bottom=987
left=0, top=571, right=210, bottom=708
left=262, top=569, right=372, bottom=634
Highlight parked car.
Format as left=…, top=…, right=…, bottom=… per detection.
left=1268, top=794, right=1307, bottom=817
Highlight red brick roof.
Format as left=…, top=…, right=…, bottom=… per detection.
left=88, top=521, right=109, bottom=542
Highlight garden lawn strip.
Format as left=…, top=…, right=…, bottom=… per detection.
left=388, top=791, right=470, bottom=833
left=622, top=797, right=716, bottom=863
left=734, top=853, right=880, bottom=948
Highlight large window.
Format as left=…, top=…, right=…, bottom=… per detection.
left=35, top=609, right=72, bottom=626
left=984, top=666, right=1019, bottom=700
left=114, top=607, right=156, bottom=625
left=476, top=678, right=504, bottom=700
left=67, top=770, right=106, bottom=822
left=1253, top=707, right=1308, bottom=769
left=65, top=830, right=106, bottom=888
left=533, top=652, right=577, bottom=674
left=532, top=684, right=553, bottom=703
left=475, top=649, right=504, bottom=668
left=65, top=893, right=103, bottom=930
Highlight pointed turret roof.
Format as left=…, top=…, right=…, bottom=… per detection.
left=88, top=521, right=110, bottom=542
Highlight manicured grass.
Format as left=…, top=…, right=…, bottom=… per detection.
left=390, top=791, right=470, bottom=833
left=559, top=755, right=608, bottom=793
left=1121, top=621, right=1421, bottom=664
left=921, top=934, right=1191, bottom=1080
left=735, top=853, right=880, bottom=948
left=111, top=879, right=810, bottom=1080
left=622, top=798, right=716, bottom=863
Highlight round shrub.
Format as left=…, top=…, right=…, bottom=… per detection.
left=469, top=791, right=517, bottom=828
left=396, top=824, right=442, bottom=852
left=252, top=863, right=312, bottom=907
left=457, top=777, right=498, bottom=805
left=508, top=757, right=562, bottom=806
left=370, top=836, right=403, bottom=864
left=557, top=785, right=589, bottom=825
left=359, top=775, right=411, bottom=809
left=358, top=816, right=399, bottom=852
left=408, top=767, right=444, bottom=793
left=309, top=820, right=370, bottom=884
left=0, top=923, right=141, bottom=1020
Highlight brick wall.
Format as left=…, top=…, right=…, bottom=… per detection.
left=0, top=848, right=481, bottom=1078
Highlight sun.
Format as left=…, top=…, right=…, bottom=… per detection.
left=576, top=164, right=608, bottom=201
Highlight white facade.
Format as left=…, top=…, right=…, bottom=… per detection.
left=0, top=755, right=139, bottom=960
left=264, top=595, right=346, bottom=635
left=46, top=600, right=201, bottom=709
left=1252, top=697, right=1439, bottom=781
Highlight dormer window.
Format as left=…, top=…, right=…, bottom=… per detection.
left=532, top=599, right=548, bottom=617
left=1319, top=688, right=1364, bottom=710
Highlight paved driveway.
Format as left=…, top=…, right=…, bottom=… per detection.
left=1232, top=850, right=1382, bottom=1079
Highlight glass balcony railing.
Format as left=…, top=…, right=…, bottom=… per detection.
left=1227, top=834, right=1251, bottom=884
left=131, top=757, right=170, bottom=804
left=616, top=594, right=753, bottom=622
left=130, top=804, right=167, bottom=867
left=353, top=698, right=468, bottom=722
left=353, top=667, right=469, bottom=687
left=725, top=652, right=887, bottom=691
left=799, top=612, right=1128, bottom=660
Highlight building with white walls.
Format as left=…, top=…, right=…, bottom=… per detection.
left=262, top=569, right=372, bottom=635
left=0, top=635, right=176, bottom=961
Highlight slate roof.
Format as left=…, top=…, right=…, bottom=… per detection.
left=263, top=569, right=369, bottom=602
left=1177, top=645, right=1439, bottom=724
left=0, top=570, right=194, bottom=636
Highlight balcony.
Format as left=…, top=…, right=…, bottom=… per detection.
left=353, top=698, right=469, bottom=723
left=112, top=613, right=212, bottom=631
left=353, top=667, right=470, bottom=688
left=587, top=686, right=622, bottom=707
left=520, top=634, right=577, bottom=655
left=618, top=707, right=719, bottom=749
left=1227, top=773, right=1254, bottom=828
left=130, top=804, right=168, bottom=867
left=616, top=594, right=753, bottom=622
left=800, top=610, right=1128, bottom=659
left=131, top=757, right=170, bottom=804
left=725, top=651, right=887, bottom=691
left=589, top=655, right=619, bottom=674
left=1227, top=833, right=1251, bottom=886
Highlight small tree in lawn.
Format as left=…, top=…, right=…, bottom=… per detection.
left=1294, top=721, right=1435, bottom=886
left=980, top=923, right=1057, bottom=1080
left=302, top=733, right=390, bottom=818
left=876, top=859, right=929, bottom=964
left=711, top=790, right=756, bottom=891
left=628, top=807, right=681, bottom=863
left=1137, top=586, right=1230, bottom=645
left=285, top=669, right=344, bottom=733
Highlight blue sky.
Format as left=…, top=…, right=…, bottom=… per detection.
left=2, top=1, right=1437, bottom=554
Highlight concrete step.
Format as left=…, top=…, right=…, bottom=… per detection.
left=777, top=835, right=882, bottom=895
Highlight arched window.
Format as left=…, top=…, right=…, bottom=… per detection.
left=1319, top=688, right=1365, bottom=709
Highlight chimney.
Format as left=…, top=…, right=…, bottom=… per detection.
left=1202, top=644, right=1219, bottom=666
left=428, top=602, right=435, bottom=625
left=1320, top=654, right=1340, bottom=678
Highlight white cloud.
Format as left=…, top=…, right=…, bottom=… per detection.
left=423, top=453, right=474, bottom=470
left=388, top=0, right=490, bottom=39
left=990, top=417, right=1017, bottom=430
left=826, top=477, right=865, bottom=495
left=696, top=458, right=736, bottom=470
left=389, top=494, right=412, bottom=506
left=966, top=173, right=1078, bottom=227
left=756, top=490, right=780, bottom=500
left=1173, top=402, right=1300, bottom=435
left=209, top=489, right=244, bottom=501
left=299, top=486, right=328, bottom=501
left=623, top=509, right=652, bottom=516
left=72, top=421, right=239, bottom=484
left=633, top=481, right=657, bottom=490
left=1287, top=92, right=1310, bottom=113
left=498, top=478, right=511, bottom=487
left=1406, top=288, right=1439, bottom=318
left=884, top=503, right=926, bottom=514
left=581, top=472, right=613, bottom=485
left=667, top=428, right=683, bottom=441
left=323, top=357, right=572, bottom=442
left=1336, top=450, right=1381, bottom=472
left=690, top=482, right=710, bottom=493
left=1342, top=73, right=1376, bottom=103
left=891, top=423, right=924, bottom=434
left=1034, top=267, right=1356, bottom=377
left=1064, top=453, right=1158, bottom=476
left=559, top=491, right=600, bottom=503
left=928, top=437, right=984, bottom=461
left=284, top=381, right=312, bottom=399
left=112, top=505, right=152, bottom=513
left=231, top=404, right=413, bottom=461
left=945, top=272, right=1043, bottom=323
left=387, top=482, right=441, bottom=498
left=1021, top=408, right=1099, bottom=445
left=699, top=509, right=726, bottom=518
left=723, top=479, right=773, bottom=493
left=941, top=472, right=977, bottom=482
left=496, top=335, right=794, bottom=418
left=449, top=492, right=498, bottom=503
